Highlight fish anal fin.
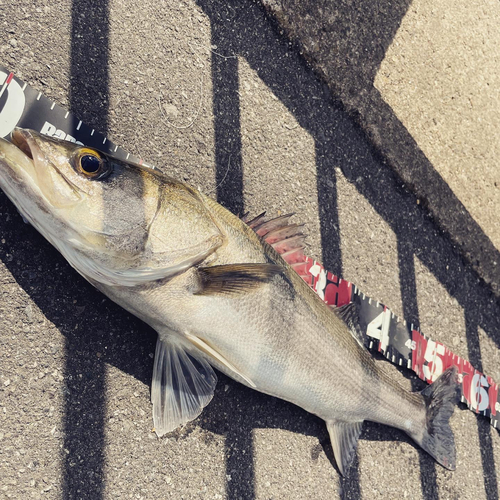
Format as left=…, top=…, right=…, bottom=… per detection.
left=195, top=264, right=281, bottom=295
left=151, top=336, right=217, bottom=437
left=185, top=332, right=256, bottom=389
left=326, top=420, right=364, bottom=476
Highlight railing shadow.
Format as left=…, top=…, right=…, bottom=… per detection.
left=0, top=0, right=498, bottom=499
left=196, top=1, right=499, bottom=499
left=63, top=1, right=112, bottom=498
left=465, top=311, right=499, bottom=500
left=261, top=0, right=500, bottom=297
left=398, top=241, right=439, bottom=499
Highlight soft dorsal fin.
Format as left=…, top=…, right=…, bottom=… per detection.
left=242, top=212, right=308, bottom=266
left=326, top=420, right=364, bottom=476
left=334, top=302, right=365, bottom=348
left=151, top=335, right=217, bottom=437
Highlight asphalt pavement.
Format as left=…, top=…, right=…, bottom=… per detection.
left=0, top=1, right=499, bottom=499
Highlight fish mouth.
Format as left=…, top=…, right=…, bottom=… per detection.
left=11, top=128, right=34, bottom=161
left=0, top=129, right=39, bottom=195
left=0, top=128, right=82, bottom=208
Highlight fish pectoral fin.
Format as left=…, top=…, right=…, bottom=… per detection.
left=185, top=332, right=257, bottom=389
left=194, top=263, right=281, bottom=295
left=334, top=303, right=365, bottom=348
left=151, top=335, right=217, bottom=437
left=326, top=419, right=364, bottom=476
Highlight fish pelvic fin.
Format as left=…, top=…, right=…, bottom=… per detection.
left=413, top=366, right=460, bottom=470
left=151, top=335, right=217, bottom=437
left=326, top=419, right=364, bottom=476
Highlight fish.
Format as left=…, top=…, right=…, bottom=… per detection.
left=0, top=128, right=460, bottom=476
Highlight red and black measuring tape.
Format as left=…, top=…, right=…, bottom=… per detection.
left=0, top=66, right=498, bottom=430
left=300, top=257, right=499, bottom=429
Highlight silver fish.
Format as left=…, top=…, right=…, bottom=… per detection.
left=0, top=128, right=459, bottom=475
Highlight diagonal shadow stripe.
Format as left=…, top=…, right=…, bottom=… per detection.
left=64, top=1, right=111, bottom=498
left=464, top=310, right=499, bottom=500
left=398, top=241, right=439, bottom=500
left=259, top=0, right=500, bottom=298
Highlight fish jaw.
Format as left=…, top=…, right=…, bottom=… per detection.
left=0, top=129, right=86, bottom=231
left=9, top=129, right=82, bottom=208
left=0, top=134, right=72, bottom=246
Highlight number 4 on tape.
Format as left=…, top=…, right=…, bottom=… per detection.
left=366, top=308, right=391, bottom=353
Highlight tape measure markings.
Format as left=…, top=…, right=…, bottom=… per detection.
left=300, top=255, right=500, bottom=430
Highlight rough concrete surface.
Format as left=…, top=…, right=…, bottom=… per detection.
left=261, top=0, right=500, bottom=296
left=375, top=0, right=500, bottom=251
left=0, top=1, right=499, bottom=499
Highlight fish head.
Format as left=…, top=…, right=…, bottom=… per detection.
left=0, top=128, right=223, bottom=286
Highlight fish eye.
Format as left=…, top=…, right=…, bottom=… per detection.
left=81, top=154, right=101, bottom=173
left=73, top=148, right=110, bottom=179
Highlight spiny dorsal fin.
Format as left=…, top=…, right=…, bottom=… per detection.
left=271, top=234, right=306, bottom=254
left=244, top=211, right=267, bottom=228
left=242, top=212, right=308, bottom=266
left=195, top=264, right=281, bottom=295
left=265, top=223, right=305, bottom=244
left=326, top=420, right=364, bottom=476
left=253, top=213, right=295, bottom=237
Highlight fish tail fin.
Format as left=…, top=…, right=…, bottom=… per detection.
left=412, top=366, right=460, bottom=470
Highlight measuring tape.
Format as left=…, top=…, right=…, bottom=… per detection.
left=0, top=68, right=150, bottom=167
left=301, top=257, right=499, bottom=429
left=0, top=66, right=498, bottom=430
